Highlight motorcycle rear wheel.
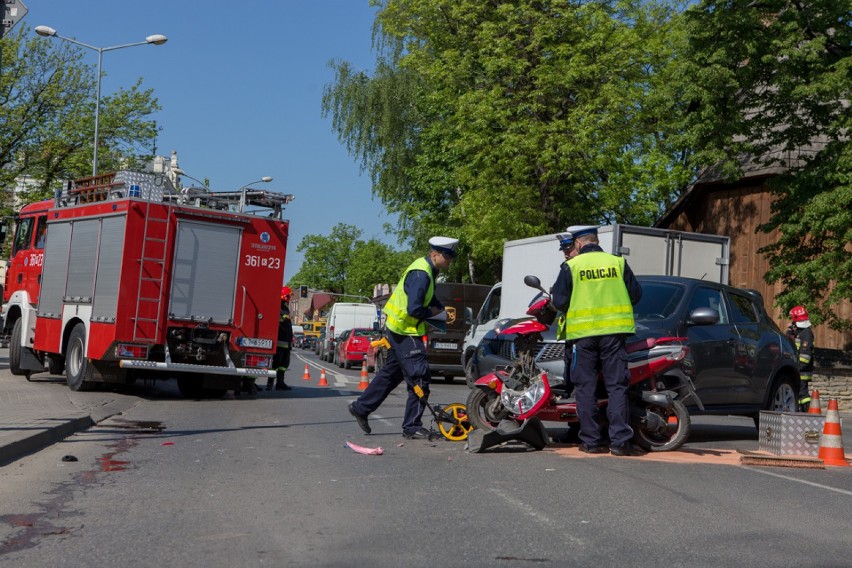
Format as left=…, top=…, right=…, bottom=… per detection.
left=465, top=388, right=507, bottom=432
left=632, top=399, right=690, bottom=452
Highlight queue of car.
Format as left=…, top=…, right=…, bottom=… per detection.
left=299, top=270, right=801, bottom=432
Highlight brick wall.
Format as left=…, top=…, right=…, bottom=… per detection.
left=811, top=349, right=852, bottom=410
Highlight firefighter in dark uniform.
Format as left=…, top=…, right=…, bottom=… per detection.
left=269, top=286, right=294, bottom=391
left=787, top=305, right=815, bottom=412
left=348, top=237, right=458, bottom=439
left=551, top=226, right=643, bottom=456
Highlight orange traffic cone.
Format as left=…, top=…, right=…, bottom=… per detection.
left=808, top=390, right=822, bottom=415
left=358, top=361, right=369, bottom=390
left=817, top=399, right=849, bottom=467
left=318, top=369, right=328, bottom=387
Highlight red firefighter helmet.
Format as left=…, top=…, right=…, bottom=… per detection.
left=281, top=286, right=292, bottom=301
left=789, top=305, right=809, bottom=322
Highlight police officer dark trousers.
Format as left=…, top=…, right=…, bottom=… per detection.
left=551, top=226, right=642, bottom=456
left=353, top=331, right=431, bottom=434
left=348, top=236, right=458, bottom=439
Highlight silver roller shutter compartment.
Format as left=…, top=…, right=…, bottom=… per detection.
left=37, top=222, right=72, bottom=318
left=92, top=216, right=127, bottom=321
left=169, top=220, right=241, bottom=323
left=65, top=219, right=100, bottom=302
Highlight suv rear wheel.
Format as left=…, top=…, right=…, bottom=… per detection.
left=753, top=373, right=798, bottom=427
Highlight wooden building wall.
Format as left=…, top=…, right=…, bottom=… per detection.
left=661, top=181, right=852, bottom=351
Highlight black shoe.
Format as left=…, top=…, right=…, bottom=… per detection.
left=266, top=379, right=274, bottom=391
left=610, top=443, right=645, bottom=457
left=402, top=427, right=430, bottom=440
left=579, top=444, right=609, bottom=454
left=275, top=383, right=291, bottom=391
left=348, top=402, right=371, bottom=434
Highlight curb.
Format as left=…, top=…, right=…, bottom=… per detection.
left=0, top=414, right=94, bottom=467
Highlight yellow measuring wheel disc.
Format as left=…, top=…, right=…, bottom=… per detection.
left=438, top=403, right=473, bottom=441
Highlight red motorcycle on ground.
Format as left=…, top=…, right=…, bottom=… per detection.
left=465, top=275, right=703, bottom=453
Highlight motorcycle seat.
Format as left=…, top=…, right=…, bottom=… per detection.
left=625, top=337, right=657, bottom=354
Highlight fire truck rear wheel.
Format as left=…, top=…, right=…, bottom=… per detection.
left=9, top=319, right=27, bottom=376
left=65, top=324, right=94, bottom=391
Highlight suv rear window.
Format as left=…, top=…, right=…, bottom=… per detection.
left=727, top=291, right=759, bottom=324
left=633, top=283, right=685, bottom=320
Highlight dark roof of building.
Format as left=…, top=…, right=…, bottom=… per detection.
left=656, top=139, right=827, bottom=228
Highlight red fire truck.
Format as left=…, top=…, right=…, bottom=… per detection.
left=1, top=171, right=293, bottom=398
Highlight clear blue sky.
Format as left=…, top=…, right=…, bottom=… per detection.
left=19, top=0, right=397, bottom=281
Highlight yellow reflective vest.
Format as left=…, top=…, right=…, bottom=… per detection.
left=383, top=257, right=434, bottom=336
left=561, top=252, right=635, bottom=340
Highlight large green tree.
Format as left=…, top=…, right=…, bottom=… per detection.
left=288, top=223, right=413, bottom=298
left=324, top=0, right=694, bottom=280
left=678, top=0, right=851, bottom=330
left=0, top=26, right=161, bottom=213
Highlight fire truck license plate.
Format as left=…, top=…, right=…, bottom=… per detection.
left=241, top=338, right=273, bottom=349
left=434, top=342, right=456, bottom=350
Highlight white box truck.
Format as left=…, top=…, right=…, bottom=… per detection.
left=326, top=303, right=379, bottom=338
left=461, top=225, right=730, bottom=385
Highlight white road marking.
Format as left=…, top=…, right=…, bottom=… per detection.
left=294, top=353, right=353, bottom=385
left=744, top=466, right=852, bottom=496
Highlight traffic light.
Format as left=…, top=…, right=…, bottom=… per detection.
left=299, top=285, right=308, bottom=298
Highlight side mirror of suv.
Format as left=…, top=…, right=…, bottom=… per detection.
left=688, top=307, right=720, bottom=326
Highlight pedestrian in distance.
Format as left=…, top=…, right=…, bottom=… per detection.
left=786, top=305, right=815, bottom=412
left=269, top=286, right=294, bottom=392
left=551, top=225, right=644, bottom=456
left=348, top=236, right=458, bottom=439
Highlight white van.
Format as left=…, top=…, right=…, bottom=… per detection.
left=321, top=303, right=379, bottom=362
left=291, top=325, right=305, bottom=348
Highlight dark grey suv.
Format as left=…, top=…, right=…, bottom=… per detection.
left=473, top=275, right=801, bottom=420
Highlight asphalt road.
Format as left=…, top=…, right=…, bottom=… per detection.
left=1, top=349, right=851, bottom=567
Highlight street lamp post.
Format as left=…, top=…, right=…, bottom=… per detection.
left=239, top=177, right=273, bottom=212
left=34, top=25, right=167, bottom=177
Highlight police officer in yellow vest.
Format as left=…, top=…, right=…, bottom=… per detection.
left=348, top=237, right=458, bottom=439
left=554, top=231, right=579, bottom=400
left=551, top=226, right=643, bottom=456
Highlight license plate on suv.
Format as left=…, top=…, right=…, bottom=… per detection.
left=433, top=341, right=457, bottom=350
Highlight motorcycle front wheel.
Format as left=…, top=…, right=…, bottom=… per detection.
left=465, top=388, right=508, bottom=432
left=632, top=399, right=691, bottom=452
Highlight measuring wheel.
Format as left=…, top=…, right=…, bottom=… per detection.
left=436, top=402, right=473, bottom=441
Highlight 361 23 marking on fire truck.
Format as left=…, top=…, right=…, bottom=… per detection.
left=244, top=255, right=281, bottom=269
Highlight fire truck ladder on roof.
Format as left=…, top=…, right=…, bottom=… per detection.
left=132, top=200, right=171, bottom=343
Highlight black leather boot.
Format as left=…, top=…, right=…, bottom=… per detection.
left=275, top=370, right=291, bottom=391
left=266, top=377, right=275, bottom=391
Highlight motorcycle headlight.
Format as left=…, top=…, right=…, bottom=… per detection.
left=500, top=377, right=548, bottom=416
